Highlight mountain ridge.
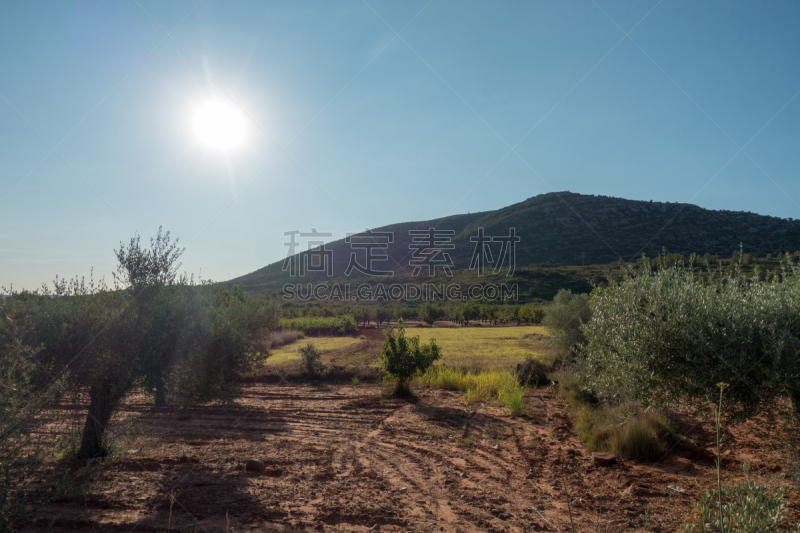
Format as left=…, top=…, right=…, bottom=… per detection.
left=232, top=191, right=800, bottom=292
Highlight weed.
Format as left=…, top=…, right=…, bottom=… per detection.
left=418, top=366, right=528, bottom=416
left=564, top=482, right=576, bottom=533
left=458, top=434, right=477, bottom=448
left=351, top=376, right=360, bottom=386
left=682, top=462, right=800, bottom=532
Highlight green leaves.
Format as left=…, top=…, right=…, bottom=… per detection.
left=380, top=319, right=442, bottom=395
left=578, top=258, right=800, bottom=421
left=683, top=463, right=800, bottom=533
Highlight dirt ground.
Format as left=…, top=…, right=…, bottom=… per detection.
left=27, top=381, right=798, bottom=533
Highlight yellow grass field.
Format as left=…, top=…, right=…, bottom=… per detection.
left=265, top=336, right=363, bottom=366
left=264, top=325, right=554, bottom=368
left=412, top=325, right=553, bottom=368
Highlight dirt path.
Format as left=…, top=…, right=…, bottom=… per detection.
left=29, top=383, right=796, bottom=532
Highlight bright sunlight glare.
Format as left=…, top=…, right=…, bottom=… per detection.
left=192, top=100, right=247, bottom=152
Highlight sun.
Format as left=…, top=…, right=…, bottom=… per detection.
left=192, top=100, right=246, bottom=152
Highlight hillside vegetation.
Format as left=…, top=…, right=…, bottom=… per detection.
left=231, top=191, right=800, bottom=296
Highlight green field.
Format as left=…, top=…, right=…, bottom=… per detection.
left=264, top=325, right=554, bottom=368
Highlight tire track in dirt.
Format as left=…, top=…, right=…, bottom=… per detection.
left=36, top=382, right=795, bottom=533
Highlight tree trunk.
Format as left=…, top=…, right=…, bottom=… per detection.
left=77, top=377, right=126, bottom=460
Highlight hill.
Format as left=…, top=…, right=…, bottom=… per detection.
left=232, top=191, right=800, bottom=297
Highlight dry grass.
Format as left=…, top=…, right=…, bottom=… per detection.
left=558, top=372, right=672, bottom=460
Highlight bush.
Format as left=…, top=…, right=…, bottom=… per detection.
left=574, top=402, right=672, bottom=460
left=268, top=330, right=305, bottom=349
left=298, top=343, right=323, bottom=376
left=579, top=257, right=800, bottom=420
left=381, top=319, right=441, bottom=396
left=557, top=372, right=670, bottom=459
left=682, top=463, right=800, bottom=533
left=278, top=315, right=358, bottom=336
left=543, top=289, right=591, bottom=357
left=515, top=357, right=551, bottom=387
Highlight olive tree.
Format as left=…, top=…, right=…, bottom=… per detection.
left=578, top=259, right=800, bottom=421
left=542, top=289, right=591, bottom=357
left=17, top=229, right=275, bottom=459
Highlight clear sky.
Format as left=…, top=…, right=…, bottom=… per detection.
left=1, top=1, right=799, bottom=290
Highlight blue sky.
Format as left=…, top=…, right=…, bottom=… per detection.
left=1, top=0, right=799, bottom=290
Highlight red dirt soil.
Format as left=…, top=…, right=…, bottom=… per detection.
left=27, top=383, right=798, bottom=532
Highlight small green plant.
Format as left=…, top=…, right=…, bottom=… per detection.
left=351, top=376, right=360, bottom=386
left=543, top=289, right=591, bottom=358
left=564, top=482, right=576, bottom=533
left=499, top=381, right=526, bottom=416
left=682, top=462, right=800, bottom=533
left=380, top=319, right=441, bottom=396
left=299, top=343, right=323, bottom=376
left=458, top=434, right=476, bottom=448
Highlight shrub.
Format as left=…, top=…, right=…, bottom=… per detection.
left=574, top=402, right=672, bottom=460
left=268, top=330, right=305, bottom=349
left=578, top=257, right=800, bottom=420
left=515, top=357, right=551, bottom=387
left=557, top=372, right=670, bottom=459
left=543, top=289, right=591, bottom=357
left=298, top=343, right=323, bottom=376
left=381, top=319, right=441, bottom=396
left=682, top=463, right=800, bottom=533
